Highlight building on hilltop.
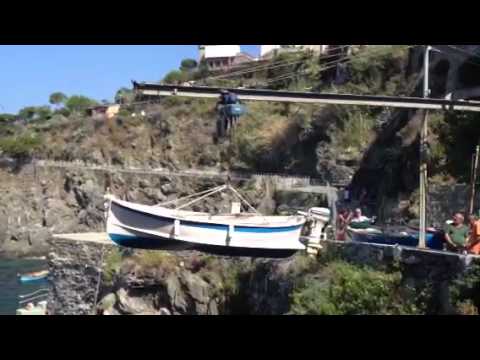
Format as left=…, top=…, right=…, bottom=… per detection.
left=198, top=45, right=255, bottom=71
left=260, top=45, right=358, bottom=59
left=87, top=104, right=120, bottom=119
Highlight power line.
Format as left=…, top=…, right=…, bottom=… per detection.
left=262, top=45, right=418, bottom=87
left=207, top=46, right=352, bottom=80
left=200, top=46, right=353, bottom=82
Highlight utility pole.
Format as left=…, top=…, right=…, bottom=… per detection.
left=419, top=45, right=431, bottom=249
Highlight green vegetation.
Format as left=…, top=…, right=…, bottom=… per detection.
left=103, top=247, right=124, bottom=286
left=65, top=95, right=98, bottom=114
left=114, top=88, right=134, bottom=105
left=49, top=92, right=68, bottom=107
left=290, top=261, right=421, bottom=315
left=180, top=58, right=198, bottom=72
left=0, top=113, right=16, bottom=123
left=163, top=70, right=188, bottom=85
left=131, top=250, right=178, bottom=272
left=449, top=263, right=480, bottom=315
left=0, top=131, right=43, bottom=159
left=18, top=106, right=52, bottom=122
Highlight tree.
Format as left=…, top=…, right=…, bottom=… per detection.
left=49, top=92, right=68, bottom=107
left=0, top=132, right=43, bottom=159
left=35, top=106, right=53, bottom=121
left=162, top=70, right=188, bottom=85
left=114, top=88, right=134, bottom=104
left=65, top=95, right=98, bottom=113
left=0, top=113, right=17, bottom=123
left=18, top=106, right=52, bottom=122
left=180, top=58, right=198, bottom=72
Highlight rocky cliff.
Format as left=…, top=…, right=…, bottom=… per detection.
left=48, top=237, right=480, bottom=315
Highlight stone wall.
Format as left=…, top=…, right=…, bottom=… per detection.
left=428, top=184, right=478, bottom=226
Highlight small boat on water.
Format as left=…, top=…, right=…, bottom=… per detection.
left=18, top=270, right=49, bottom=284
left=16, top=288, right=50, bottom=315
left=105, top=184, right=312, bottom=258
left=16, top=301, right=48, bottom=315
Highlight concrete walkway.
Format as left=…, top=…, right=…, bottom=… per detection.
left=52, top=233, right=111, bottom=245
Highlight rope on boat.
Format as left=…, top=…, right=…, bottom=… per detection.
left=226, top=185, right=262, bottom=215
left=154, top=182, right=272, bottom=220
left=156, top=185, right=226, bottom=208
left=175, top=185, right=228, bottom=211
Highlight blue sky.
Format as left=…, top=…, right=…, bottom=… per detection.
left=0, top=45, right=260, bottom=114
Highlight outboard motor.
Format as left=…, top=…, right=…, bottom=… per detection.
left=299, top=207, right=331, bottom=240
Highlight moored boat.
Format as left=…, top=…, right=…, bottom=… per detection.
left=18, top=270, right=49, bottom=284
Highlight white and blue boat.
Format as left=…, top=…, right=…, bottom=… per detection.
left=105, top=184, right=307, bottom=258
left=18, top=270, right=49, bottom=284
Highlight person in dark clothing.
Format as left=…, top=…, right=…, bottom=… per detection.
left=216, top=91, right=230, bottom=138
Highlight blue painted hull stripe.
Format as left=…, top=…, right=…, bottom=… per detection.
left=113, top=202, right=303, bottom=233
left=109, top=234, right=300, bottom=256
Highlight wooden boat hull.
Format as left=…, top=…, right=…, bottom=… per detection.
left=106, top=197, right=306, bottom=257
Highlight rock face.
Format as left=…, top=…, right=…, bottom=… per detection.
left=47, top=236, right=298, bottom=315
left=48, top=234, right=480, bottom=315
left=47, top=238, right=107, bottom=315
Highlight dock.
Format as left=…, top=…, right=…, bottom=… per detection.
left=52, top=233, right=111, bottom=245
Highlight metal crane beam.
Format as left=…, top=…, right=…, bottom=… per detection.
left=132, top=81, right=480, bottom=112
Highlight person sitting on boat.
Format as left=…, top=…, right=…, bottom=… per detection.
left=349, top=208, right=372, bottom=229
left=444, top=213, right=469, bottom=253
left=350, top=208, right=370, bottom=223
left=467, top=214, right=480, bottom=255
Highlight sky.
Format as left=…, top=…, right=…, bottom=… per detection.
left=0, top=45, right=260, bottom=114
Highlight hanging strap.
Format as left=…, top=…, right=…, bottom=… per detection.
left=226, top=185, right=261, bottom=215
left=175, top=185, right=228, bottom=211
left=156, top=185, right=225, bottom=207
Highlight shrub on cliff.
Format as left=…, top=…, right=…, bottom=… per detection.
left=65, top=95, right=98, bottom=115
left=163, top=70, right=188, bottom=85
left=449, top=263, right=480, bottom=315
left=0, top=132, right=43, bottom=159
left=290, top=261, right=421, bottom=315
left=180, top=58, right=198, bottom=72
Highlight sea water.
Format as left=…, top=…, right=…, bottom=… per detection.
left=0, top=258, right=49, bottom=315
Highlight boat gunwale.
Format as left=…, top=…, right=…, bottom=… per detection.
left=110, top=197, right=306, bottom=229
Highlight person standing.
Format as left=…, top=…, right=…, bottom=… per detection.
left=467, top=215, right=480, bottom=255
left=444, top=213, right=469, bottom=253
left=337, top=209, right=352, bottom=241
